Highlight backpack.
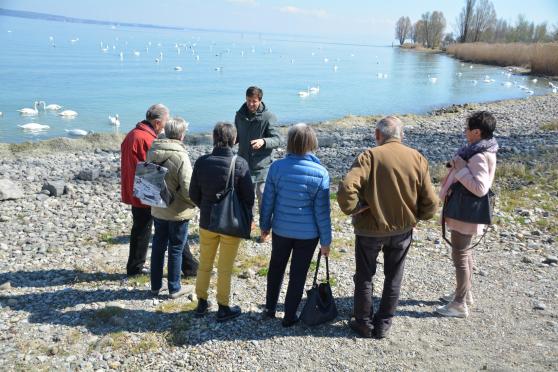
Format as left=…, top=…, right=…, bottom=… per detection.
left=133, top=161, right=174, bottom=208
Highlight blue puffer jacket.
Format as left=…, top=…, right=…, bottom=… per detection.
left=260, top=153, right=332, bottom=246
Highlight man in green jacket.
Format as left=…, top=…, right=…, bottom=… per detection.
left=234, top=86, right=281, bottom=218
left=337, top=116, right=438, bottom=339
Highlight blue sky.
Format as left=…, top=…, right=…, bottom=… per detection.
left=2, top=0, right=557, bottom=42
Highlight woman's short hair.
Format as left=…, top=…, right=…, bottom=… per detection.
left=213, top=122, right=237, bottom=148
left=467, top=111, right=496, bottom=139
left=164, top=117, right=188, bottom=140
left=287, top=123, right=318, bottom=155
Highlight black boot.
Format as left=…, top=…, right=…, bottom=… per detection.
left=216, top=304, right=242, bottom=322
left=195, top=298, right=209, bottom=318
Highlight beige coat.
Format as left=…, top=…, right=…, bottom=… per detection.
left=146, top=139, right=197, bottom=221
left=337, top=138, right=438, bottom=237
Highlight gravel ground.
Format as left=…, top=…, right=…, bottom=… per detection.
left=0, top=94, right=557, bottom=371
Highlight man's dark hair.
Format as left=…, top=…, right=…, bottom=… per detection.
left=467, top=111, right=496, bottom=139
left=213, top=122, right=237, bottom=148
left=246, top=86, right=263, bottom=100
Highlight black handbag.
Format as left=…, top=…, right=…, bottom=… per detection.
left=300, top=252, right=338, bottom=326
left=442, top=181, right=495, bottom=248
left=208, top=155, right=252, bottom=239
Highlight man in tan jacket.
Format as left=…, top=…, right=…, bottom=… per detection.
left=338, top=116, right=438, bottom=338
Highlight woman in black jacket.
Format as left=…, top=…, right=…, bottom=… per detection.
left=189, top=122, right=255, bottom=322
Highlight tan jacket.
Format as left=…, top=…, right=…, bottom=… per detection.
left=146, top=139, right=197, bottom=221
left=337, top=138, right=438, bottom=237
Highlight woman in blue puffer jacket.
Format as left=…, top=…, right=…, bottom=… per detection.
left=260, top=123, right=332, bottom=327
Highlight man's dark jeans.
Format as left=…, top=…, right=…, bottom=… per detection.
left=266, top=233, right=318, bottom=321
left=127, top=206, right=153, bottom=276
left=151, top=218, right=195, bottom=294
left=353, top=231, right=412, bottom=332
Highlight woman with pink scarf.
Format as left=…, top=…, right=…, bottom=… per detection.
left=436, top=111, right=498, bottom=318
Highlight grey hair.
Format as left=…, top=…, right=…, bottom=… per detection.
left=145, top=103, right=169, bottom=122
left=164, top=117, right=188, bottom=140
left=376, top=116, right=403, bottom=140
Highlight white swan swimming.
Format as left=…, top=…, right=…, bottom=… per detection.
left=58, top=110, right=78, bottom=117
left=309, top=84, right=320, bottom=94
left=19, top=123, right=50, bottom=130
left=298, top=88, right=310, bottom=97
left=429, top=77, right=438, bottom=84
left=18, top=101, right=40, bottom=116
left=66, top=129, right=90, bottom=136
left=41, top=101, right=62, bottom=111
left=109, top=114, right=120, bottom=126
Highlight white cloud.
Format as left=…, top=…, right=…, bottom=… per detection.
left=279, top=5, right=327, bottom=18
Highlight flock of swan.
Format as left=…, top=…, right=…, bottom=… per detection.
left=11, top=100, right=120, bottom=135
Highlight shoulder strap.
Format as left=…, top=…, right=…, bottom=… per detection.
left=225, top=155, right=237, bottom=191
left=311, top=251, right=331, bottom=287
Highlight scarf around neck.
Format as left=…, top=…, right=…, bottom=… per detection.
left=457, top=137, right=499, bottom=161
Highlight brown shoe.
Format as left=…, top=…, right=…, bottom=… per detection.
left=349, top=320, right=373, bottom=338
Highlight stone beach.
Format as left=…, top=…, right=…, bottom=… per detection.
left=0, top=94, right=557, bottom=371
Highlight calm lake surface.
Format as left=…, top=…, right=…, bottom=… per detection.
left=0, top=16, right=555, bottom=143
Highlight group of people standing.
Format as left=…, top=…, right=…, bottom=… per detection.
left=120, top=86, right=498, bottom=337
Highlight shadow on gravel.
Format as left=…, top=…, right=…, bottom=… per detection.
left=0, top=269, right=126, bottom=288
left=0, top=291, right=440, bottom=346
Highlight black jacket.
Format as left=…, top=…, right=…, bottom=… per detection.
left=189, top=146, right=255, bottom=230
left=234, top=102, right=281, bottom=183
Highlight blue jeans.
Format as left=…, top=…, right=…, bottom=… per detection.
left=151, top=218, right=189, bottom=294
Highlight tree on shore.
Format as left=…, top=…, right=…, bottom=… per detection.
left=470, top=0, right=496, bottom=42
left=395, top=16, right=412, bottom=45
left=456, top=0, right=476, bottom=42
left=417, top=11, right=446, bottom=48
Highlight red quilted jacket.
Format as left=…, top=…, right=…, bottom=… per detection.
left=120, top=121, right=157, bottom=207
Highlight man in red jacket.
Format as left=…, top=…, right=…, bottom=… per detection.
left=121, top=104, right=168, bottom=276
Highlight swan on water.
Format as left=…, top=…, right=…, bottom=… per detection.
left=58, top=110, right=78, bottom=117
left=309, top=84, right=320, bottom=94
left=133, top=50, right=140, bottom=57
left=174, top=66, right=183, bottom=71
left=19, top=123, right=50, bottom=130
left=532, top=78, right=538, bottom=83
left=298, top=88, right=310, bottom=97
left=66, top=129, right=91, bottom=136
left=18, top=101, right=40, bottom=116
left=41, top=102, right=62, bottom=111
left=429, top=77, right=438, bottom=83
left=109, top=114, right=120, bottom=126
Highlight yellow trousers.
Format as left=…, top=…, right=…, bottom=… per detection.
left=195, top=228, right=241, bottom=306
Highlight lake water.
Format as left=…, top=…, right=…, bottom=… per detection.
left=0, top=16, right=555, bottom=143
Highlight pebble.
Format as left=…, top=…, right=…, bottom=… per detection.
left=533, top=302, right=546, bottom=310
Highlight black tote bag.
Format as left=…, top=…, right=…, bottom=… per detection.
left=208, top=155, right=252, bottom=239
left=443, top=182, right=494, bottom=225
left=300, top=252, right=338, bottom=326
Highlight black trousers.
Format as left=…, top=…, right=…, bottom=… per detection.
left=127, top=206, right=199, bottom=276
left=266, top=233, right=318, bottom=321
left=353, top=231, right=412, bottom=331
left=127, top=206, right=153, bottom=276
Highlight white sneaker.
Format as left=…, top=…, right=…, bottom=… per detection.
left=435, top=302, right=469, bottom=318
left=440, top=291, right=474, bottom=306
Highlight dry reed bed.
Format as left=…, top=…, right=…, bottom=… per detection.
left=446, top=42, right=558, bottom=76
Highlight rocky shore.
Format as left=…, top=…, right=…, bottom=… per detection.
left=0, top=94, right=557, bottom=371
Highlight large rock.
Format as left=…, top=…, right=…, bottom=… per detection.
left=0, top=179, right=24, bottom=200
left=42, top=180, right=67, bottom=197
left=77, top=169, right=100, bottom=181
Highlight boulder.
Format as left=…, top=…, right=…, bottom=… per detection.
left=42, top=180, right=66, bottom=197
left=77, top=169, right=100, bottom=181
left=0, top=179, right=24, bottom=200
